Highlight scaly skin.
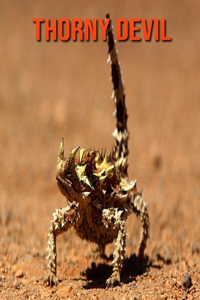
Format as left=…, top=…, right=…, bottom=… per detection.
left=44, top=13, right=150, bottom=288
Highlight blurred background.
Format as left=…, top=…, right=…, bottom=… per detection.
left=0, top=0, right=200, bottom=268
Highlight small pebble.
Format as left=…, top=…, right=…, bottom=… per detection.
left=15, top=270, right=24, bottom=278
left=66, top=284, right=73, bottom=293
left=182, top=272, right=192, bottom=291
left=191, top=240, right=200, bottom=255
left=165, top=249, right=172, bottom=264
left=13, top=279, right=20, bottom=289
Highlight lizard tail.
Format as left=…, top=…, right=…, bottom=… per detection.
left=106, top=13, right=129, bottom=176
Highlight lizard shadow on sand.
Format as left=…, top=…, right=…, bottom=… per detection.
left=82, top=253, right=150, bottom=289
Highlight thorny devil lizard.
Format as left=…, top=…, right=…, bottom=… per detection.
left=44, top=14, right=150, bottom=288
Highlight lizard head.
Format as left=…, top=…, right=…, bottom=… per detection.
left=56, top=139, right=95, bottom=202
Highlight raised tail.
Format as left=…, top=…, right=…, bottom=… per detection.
left=106, top=13, right=129, bottom=176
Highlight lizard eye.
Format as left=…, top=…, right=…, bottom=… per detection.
left=65, top=170, right=71, bottom=177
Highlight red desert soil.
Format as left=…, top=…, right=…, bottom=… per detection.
left=0, top=1, right=200, bottom=299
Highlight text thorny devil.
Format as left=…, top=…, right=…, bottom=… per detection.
left=32, top=18, right=172, bottom=42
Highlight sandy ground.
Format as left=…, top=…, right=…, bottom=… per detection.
left=0, top=1, right=200, bottom=299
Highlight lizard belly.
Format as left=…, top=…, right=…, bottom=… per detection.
left=74, top=206, right=119, bottom=245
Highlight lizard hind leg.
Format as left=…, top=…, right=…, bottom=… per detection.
left=44, top=204, right=78, bottom=286
left=131, top=194, right=150, bottom=261
left=91, top=244, right=106, bottom=260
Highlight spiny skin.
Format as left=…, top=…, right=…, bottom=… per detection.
left=44, top=14, right=150, bottom=288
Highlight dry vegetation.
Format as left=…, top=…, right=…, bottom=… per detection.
left=0, top=1, right=200, bottom=299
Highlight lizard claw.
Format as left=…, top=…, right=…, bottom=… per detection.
left=106, top=273, right=120, bottom=288
left=44, top=274, right=59, bottom=287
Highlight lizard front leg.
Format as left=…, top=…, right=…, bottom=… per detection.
left=44, top=204, right=78, bottom=286
left=102, top=208, right=126, bottom=287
